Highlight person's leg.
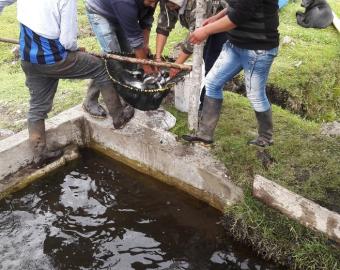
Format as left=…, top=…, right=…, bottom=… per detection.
left=86, top=10, right=122, bottom=53
left=21, top=62, right=63, bottom=167
left=183, top=42, right=242, bottom=143
left=200, top=33, right=228, bottom=112
left=86, top=10, right=135, bottom=115
left=83, top=10, right=120, bottom=117
left=32, top=51, right=134, bottom=128
left=241, top=47, right=278, bottom=147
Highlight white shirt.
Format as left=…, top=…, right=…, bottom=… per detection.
left=17, top=0, right=78, bottom=51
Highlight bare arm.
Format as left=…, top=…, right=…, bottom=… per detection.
left=189, top=15, right=236, bottom=45
left=155, top=33, right=168, bottom=61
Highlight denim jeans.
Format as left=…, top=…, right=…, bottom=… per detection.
left=86, top=8, right=132, bottom=54
left=205, top=41, right=278, bottom=112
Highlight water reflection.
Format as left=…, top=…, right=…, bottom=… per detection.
left=0, top=150, right=284, bottom=270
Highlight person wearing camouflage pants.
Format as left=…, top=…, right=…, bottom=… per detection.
left=155, top=0, right=229, bottom=111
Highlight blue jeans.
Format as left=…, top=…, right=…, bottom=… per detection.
left=205, top=41, right=278, bottom=112
left=86, top=8, right=132, bottom=54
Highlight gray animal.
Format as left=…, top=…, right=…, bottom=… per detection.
left=296, top=0, right=333, bottom=28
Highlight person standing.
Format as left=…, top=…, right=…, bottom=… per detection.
left=84, top=0, right=158, bottom=117
left=155, top=0, right=228, bottom=112
left=10, top=0, right=134, bottom=167
left=183, top=0, right=280, bottom=147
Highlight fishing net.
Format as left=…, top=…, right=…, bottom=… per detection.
left=104, top=54, right=189, bottom=111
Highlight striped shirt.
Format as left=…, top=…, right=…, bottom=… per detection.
left=19, top=24, right=67, bottom=64
left=17, top=0, right=78, bottom=64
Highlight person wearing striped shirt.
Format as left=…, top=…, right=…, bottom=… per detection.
left=183, top=0, right=279, bottom=147
left=11, top=0, right=135, bottom=167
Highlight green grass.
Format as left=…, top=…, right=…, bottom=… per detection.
left=169, top=93, right=340, bottom=269
left=269, top=0, right=340, bottom=121
left=0, top=1, right=340, bottom=269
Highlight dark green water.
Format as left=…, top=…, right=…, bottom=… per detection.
left=0, top=150, right=283, bottom=270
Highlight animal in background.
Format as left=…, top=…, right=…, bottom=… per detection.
left=296, top=0, right=333, bottom=28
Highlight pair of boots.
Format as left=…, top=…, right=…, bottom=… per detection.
left=183, top=96, right=273, bottom=147
left=83, top=80, right=134, bottom=129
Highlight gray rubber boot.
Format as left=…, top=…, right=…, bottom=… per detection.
left=83, top=80, right=107, bottom=118
left=182, top=96, right=223, bottom=144
left=28, top=120, right=63, bottom=168
left=100, top=84, right=134, bottom=129
left=248, top=108, right=274, bottom=147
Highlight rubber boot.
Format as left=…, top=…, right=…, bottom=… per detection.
left=28, top=120, right=63, bottom=168
left=182, top=96, right=223, bottom=144
left=100, top=84, right=134, bottom=129
left=82, top=80, right=107, bottom=118
left=248, top=108, right=274, bottom=147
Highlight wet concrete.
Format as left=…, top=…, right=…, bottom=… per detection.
left=0, top=150, right=282, bottom=270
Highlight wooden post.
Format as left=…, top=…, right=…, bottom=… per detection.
left=188, top=0, right=206, bottom=131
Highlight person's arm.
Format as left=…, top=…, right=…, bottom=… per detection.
left=189, top=15, right=236, bottom=45
left=0, top=0, right=16, bottom=14
left=190, top=0, right=259, bottom=44
left=155, top=33, right=168, bottom=61
left=169, top=49, right=190, bottom=77
left=134, top=46, right=154, bottom=74
left=59, top=0, right=78, bottom=51
left=202, top=7, right=228, bottom=26
left=143, top=28, right=151, bottom=55
left=155, top=0, right=179, bottom=61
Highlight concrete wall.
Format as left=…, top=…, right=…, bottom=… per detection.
left=0, top=105, right=243, bottom=212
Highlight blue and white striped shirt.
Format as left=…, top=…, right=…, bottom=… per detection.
left=1, top=0, right=78, bottom=64
left=19, top=24, right=67, bottom=64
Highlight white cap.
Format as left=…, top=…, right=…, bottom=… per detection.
left=168, top=0, right=186, bottom=7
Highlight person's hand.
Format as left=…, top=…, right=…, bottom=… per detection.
left=144, top=47, right=152, bottom=58
left=169, top=68, right=180, bottom=78
left=155, top=55, right=163, bottom=62
left=202, top=16, right=217, bottom=26
left=143, top=64, right=156, bottom=75
left=189, top=27, right=209, bottom=45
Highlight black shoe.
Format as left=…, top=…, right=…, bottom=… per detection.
left=182, top=134, right=213, bottom=144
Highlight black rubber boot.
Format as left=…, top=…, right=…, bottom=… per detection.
left=83, top=80, right=107, bottom=118
left=248, top=108, right=274, bottom=147
left=100, top=84, right=135, bottom=129
left=28, top=120, right=63, bottom=168
left=182, top=96, right=223, bottom=144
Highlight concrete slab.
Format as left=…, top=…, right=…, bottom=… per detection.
left=0, top=106, right=85, bottom=180
left=0, top=105, right=243, bottom=211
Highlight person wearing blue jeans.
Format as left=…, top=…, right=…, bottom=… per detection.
left=83, top=0, right=157, bottom=118
left=183, top=0, right=279, bottom=147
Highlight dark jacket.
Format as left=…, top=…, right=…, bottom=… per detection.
left=86, top=0, right=155, bottom=49
left=226, top=0, right=280, bottom=50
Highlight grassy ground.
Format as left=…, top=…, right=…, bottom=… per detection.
left=0, top=1, right=340, bottom=269
left=168, top=93, right=340, bottom=269
left=235, top=1, right=340, bottom=121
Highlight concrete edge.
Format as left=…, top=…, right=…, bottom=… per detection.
left=0, top=145, right=79, bottom=201
left=0, top=105, right=244, bottom=212
left=253, top=174, right=340, bottom=244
